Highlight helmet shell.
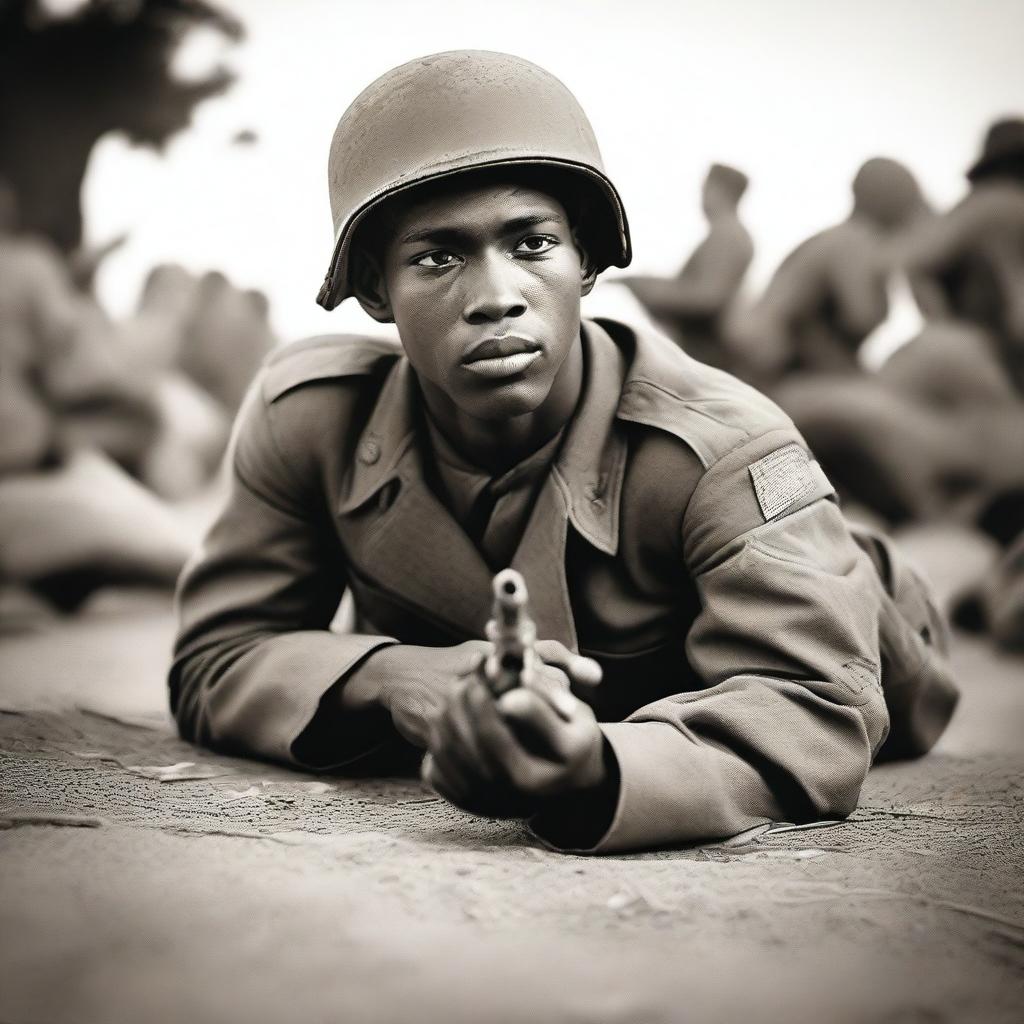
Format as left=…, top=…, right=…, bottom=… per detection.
left=316, top=50, right=631, bottom=309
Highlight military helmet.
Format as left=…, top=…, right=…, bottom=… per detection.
left=316, top=50, right=632, bottom=310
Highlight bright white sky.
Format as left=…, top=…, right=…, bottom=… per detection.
left=85, top=0, right=1024, bottom=342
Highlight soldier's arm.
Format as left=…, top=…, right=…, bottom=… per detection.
left=828, top=235, right=889, bottom=342
left=673, top=223, right=754, bottom=314
left=912, top=191, right=1021, bottom=267
left=550, top=429, right=892, bottom=853
left=169, top=376, right=400, bottom=768
left=905, top=190, right=1024, bottom=320
left=902, top=215, right=963, bottom=320
left=626, top=226, right=754, bottom=320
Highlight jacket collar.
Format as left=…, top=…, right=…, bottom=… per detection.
left=338, top=320, right=629, bottom=557
left=337, top=356, right=419, bottom=515
left=553, top=319, right=627, bottom=556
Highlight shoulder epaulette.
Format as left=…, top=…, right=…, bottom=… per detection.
left=597, top=318, right=793, bottom=469
left=262, top=334, right=403, bottom=403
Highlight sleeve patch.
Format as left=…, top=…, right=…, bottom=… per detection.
left=841, top=657, right=882, bottom=697
left=748, top=443, right=815, bottom=520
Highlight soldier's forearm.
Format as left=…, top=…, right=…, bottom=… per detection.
left=340, top=641, right=487, bottom=749
left=337, top=644, right=393, bottom=712
left=341, top=643, right=440, bottom=713
left=294, top=642, right=442, bottom=762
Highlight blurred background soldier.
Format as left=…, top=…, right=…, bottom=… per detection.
left=769, top=122, right=1024, bottom=649
left=110, top=265, right=276, bottom=499
left=730, top=157, right=930, bottom=385
left=905, top=117, right=1024, bottom=393
left=621, top=162, right=753, bottom=367
left=0, top=0, right=1019, bottom=657
left=178, top=270, right=277, bottom=415
left=0, top=0, right=256, bottom=623
left=0, top=180, right=192, bottom=618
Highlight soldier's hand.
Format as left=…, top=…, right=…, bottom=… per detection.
left=348, top=640, right=491, bottom=749
left=421, top=670, right=607, bottom=819
left=533, top=639, right=603, bottom=697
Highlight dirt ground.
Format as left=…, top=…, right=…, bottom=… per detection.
left=1, top=544, right=1023, bottom=1024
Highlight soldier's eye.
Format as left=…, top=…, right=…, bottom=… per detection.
left=515, top=235, right=557, bottom=255
left=413, top=250, right=462, bottom=268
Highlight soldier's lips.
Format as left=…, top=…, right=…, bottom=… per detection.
left=461, top=336, right=542, bottom=378
left=461, top=350, right=542, bottom=378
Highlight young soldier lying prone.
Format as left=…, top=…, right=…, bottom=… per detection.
left=170, top=52, right=958, bottom=852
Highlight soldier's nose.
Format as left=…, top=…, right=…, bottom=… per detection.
left=463, top=253, right=526, bottom=325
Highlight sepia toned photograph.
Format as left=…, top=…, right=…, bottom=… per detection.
left=1, top=1, right=1022, bottom=1021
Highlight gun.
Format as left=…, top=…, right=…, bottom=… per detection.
left=482, top=569, right=537, bottom=696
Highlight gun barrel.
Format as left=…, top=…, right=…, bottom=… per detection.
left=484, top=569, right=537, bottom=695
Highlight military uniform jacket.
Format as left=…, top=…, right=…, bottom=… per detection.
left=171, top=318, right=957, bottom=852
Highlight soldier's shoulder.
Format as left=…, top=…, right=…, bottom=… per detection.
left=957, top=182, right=1024, bottom=224
left=261, top=333, right=403, bottom=404
left=598, top=317, right=794, bottom=471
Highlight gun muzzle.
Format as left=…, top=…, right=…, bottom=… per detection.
left=483, top=569, right=537, bottom=695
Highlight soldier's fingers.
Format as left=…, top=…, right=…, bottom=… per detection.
left=497, top=687, right=577, bottom=763
left=441, top=683, right=498, bottom=783
left=534, top=639, right=573, bottom=665
left=471, top=695, right=570, bottom=795
left=531, top=662, right=570, bottom=691
left=566, top=655, right=602, bottom=689
left=465, top=706, right=558, bottom=794
left=434, top=715, right=486, bottom=785
left=498, top=739, right=564, bottom=795
left=526, top=670, right=577, bottom=721
left=427, top=719, right=481, bottom=803
left=528, top=663, right=574, bottom=716
left=468, top=683, right=537, bottom=780
left=534, top=640, right=602, bottom=690
left=422, top=752, right=471, bottom=809
left=459, top=647, right=489, bottom=681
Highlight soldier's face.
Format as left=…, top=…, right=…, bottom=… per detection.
left=378, top=181, right=587, bottom=421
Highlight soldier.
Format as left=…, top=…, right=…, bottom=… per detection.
left=171, top=52, right=957, bottom=853
left=905, top=117, right=1024, bottom=392
left=621, top=162, right=753, bottom=367
left=730, top=158, right=930, bottom=384
left=778, top=123, right=1024, bottom=528
left=0, top=183, right=192, bottom=614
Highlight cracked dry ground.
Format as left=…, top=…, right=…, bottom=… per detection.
left=1, top=600, right=1022, bottom=1024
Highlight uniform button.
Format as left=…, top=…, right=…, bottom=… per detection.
left=359, top=439, right=381, bottom=465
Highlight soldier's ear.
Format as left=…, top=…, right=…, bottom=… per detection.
left=571, top=226, right=599, bottom=297
left=351, top=248, right=394, bottom=323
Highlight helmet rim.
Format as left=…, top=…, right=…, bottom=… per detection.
left=317, top=155, right=631, bottom=310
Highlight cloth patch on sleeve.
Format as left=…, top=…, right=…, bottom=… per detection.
left=841, top=657, right=882, bottom=697
left=748, top=443, right=815, bottom=520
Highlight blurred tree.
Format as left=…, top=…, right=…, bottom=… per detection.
left=0, top=0, right=242, bottom=256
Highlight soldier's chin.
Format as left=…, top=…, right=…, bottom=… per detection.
left=457, top=378, right=553, bottom=422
